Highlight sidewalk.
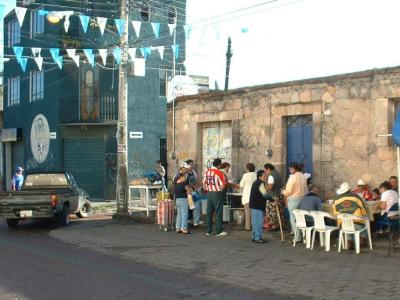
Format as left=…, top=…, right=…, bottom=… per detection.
left=50, top=214, right=400, bottom=300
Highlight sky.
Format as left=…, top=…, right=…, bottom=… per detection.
left=0, top=0, right=16, bottom=73
left=185, top=0, right=400, bottom=89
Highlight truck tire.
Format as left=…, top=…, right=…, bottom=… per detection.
left=76, top=199, right=92, bottom=218
left=6, top=219, right=19, bottom=228
left=56, top=205, right=70, bottom=227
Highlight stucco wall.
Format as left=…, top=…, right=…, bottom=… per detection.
left=167, top=67, right=400, bottom=197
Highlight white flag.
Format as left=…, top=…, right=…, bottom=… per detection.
left=72, top=55, right=80, bottom=67
left=168, top=23, right=176, bottom=36
left=15, top=7, right=27, bottom=27
left=31, top=47, right=41, bottom=57
left=98, top=49, right=108, bottom=65
left=157, top=46, right=164, bottom=60
left=131, top=21, right=141, bottom=38
left=34, top=56, right=43, bottom=71
left=127, top=48, right=136, bottom=61
left=134, top=58, right=145, bottom=77
left=66, top=49, right=76, bottom=59
left=97, top=17, right=107, bottom=36
left=64, top=14, right=73, bottom=32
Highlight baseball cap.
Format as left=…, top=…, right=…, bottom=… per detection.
left=16, top=167, right=24, bottom=172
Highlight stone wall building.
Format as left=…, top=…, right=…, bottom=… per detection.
left=167, top=66, right=400, bottom=197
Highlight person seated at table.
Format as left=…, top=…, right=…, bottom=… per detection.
left=299, top=184, right=322, bottom=226
left=333, top=182, right=368, bottom=248
left=352, top=179, right=373, bottom=201
left=389, top=176, right=398, bottom=192
left=372, top=188, right=381, bottom=201
left=376, top=181, right=400, bottom=233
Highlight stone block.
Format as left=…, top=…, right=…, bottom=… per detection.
left=299, top=90, right=311, bottom=102
left=333, top=136, right=345, bottom=148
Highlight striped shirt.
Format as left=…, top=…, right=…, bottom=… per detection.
left=203, top=167, right=226, bottom=192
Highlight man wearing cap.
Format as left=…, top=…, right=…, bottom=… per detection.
left=333, top=182, right=368, bottom=247
left=12, top=167, right=24, bottom=191
left=352, top=179, right=373, bottom=201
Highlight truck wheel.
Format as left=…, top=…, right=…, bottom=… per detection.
left=76, top=200, right=92, bottom=218
left=6, top=219, right=19, bottom=228
left=56, top=205, right=70, bottom=227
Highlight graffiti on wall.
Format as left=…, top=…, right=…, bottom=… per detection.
left=202, top=125, right=232, bottom=170
left=30, top=114, right=50, bottom=164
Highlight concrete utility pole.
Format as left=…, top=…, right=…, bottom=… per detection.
left=116, top=0, right=130, bottom=214
left=224, top=37, right=233, bottom=91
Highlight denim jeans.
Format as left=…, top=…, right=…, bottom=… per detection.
left=176, top=198, right=189, bottom=231
left=193, top=200, right=202, bottom=225
left=288, top=197, right=302, bottom=241
left=251, top=209, right=264, bottom=241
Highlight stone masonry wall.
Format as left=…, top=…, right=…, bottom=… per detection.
left=167, top=67, right=400, bottom=198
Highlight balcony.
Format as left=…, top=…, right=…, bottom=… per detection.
left=60, top=96, right=118, bottom=124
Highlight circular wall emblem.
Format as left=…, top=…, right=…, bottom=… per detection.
left=30, top=114, right=50, bottom=163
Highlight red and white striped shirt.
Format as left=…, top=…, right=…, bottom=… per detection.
left=203, top=167, right=226, bottom=192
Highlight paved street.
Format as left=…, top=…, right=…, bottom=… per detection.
left=0, top=214, right=399, bottom=300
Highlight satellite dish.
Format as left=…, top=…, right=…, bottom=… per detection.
left=167, top=75, right=199, bottom=103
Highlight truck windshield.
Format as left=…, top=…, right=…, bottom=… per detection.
left=23, top=174, right=69, bottom=189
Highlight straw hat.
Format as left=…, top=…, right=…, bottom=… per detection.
left=336, top=182, right=351, bottom=195
left=357, top=179, right=366, bottom=186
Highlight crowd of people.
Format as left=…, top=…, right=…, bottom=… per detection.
left=167, top=158, right=399, bottom=246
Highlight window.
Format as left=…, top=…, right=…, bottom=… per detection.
left=30, top=71, right=44, bottom=101
left=141, top=5, right=150, bottom=21
left=167, top=7, right=177, bottom=24
left=8, top=19, right=21, bottom=46
left=31, top=9, right=45, bottom=37
left=159, top=67, right=171, bottom=97
left=8, top=77, right=21, bottom=106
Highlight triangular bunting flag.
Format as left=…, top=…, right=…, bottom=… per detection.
left=97, top=17, right=107, bottom=36
left=113, top=47, right=122, bottom=65
left=64, top=14, right=72, bottom=32
left=133, top=58, right=146, bottom=77
left=15, top=7, right=27, bottom=27
left=72, top=55, right=80, bottom=67
left=115, top=19, right=126, bottom=36
left=50, top=48, right=60, bottom=63
left=19, top=57, right=28, bottom=72
left=241, top=27, right=249, bottom=34
left=31, top=47, right=41, bottom=57
left=98, top=49, right=108, bottom=66
left=79, top=15, right=90, bottom=34
left=13, top=46, right=24, bottom=61
left=151, top=22, right=160, bottom=39
left=127, top=48, right=136, bottom=61
left=66, top=49, right=76, bottom=58
left=168, top=23, right=176, bottom=36
left=171, top=45, right=179, bottom=60
left=83, top=49, right=95, bottom=67
left=157, top=46, right=164, bottom=60
left=38, top=10, right=49, bottom=16
left=140, top=47, right=152, bottom=59
left=34, top=56, right=43, bottom=71
left=56, top=56, right=63, bottom=70
left=184, top=25, right=192, bottom=40
left=131, top=21, right=141, bottom=38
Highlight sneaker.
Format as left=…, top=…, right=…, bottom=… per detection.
left=254, top=239, right=266, bottom=244
left=216, top=231, right=228, bottom=237
left=206, top=233, right=212, bottom=237
left=198, top=220, right=205, bottom=225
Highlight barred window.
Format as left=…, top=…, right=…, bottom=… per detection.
left=30, top=71, right=44, bottom=102
left=8, top=19, right=21, bottom=46
left=8, top=77, right=21, bottom=106
left=31, top=9, right=45, bottom=37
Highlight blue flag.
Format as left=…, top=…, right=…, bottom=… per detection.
left=112, top=47, right=122, bottom=65
left=79, top=15, right=90, bottom=33
left=140, top=47, right=151, bottom=59
left=19, top=57, right=28, bottom=72
left=56, top=56, right=63, bottom=70
left=50, top=48, right=60, bottom=63
left=13, top=46, right=24, bottom=61
left=83, top=49, right=95, bottom=67
left=393, top=111, right=400, bottom=146
left=171, top=45, right=179, bottom=60
left=115, top=19, right=126, bottom=36
left=151, top=22, right=160, bottom=39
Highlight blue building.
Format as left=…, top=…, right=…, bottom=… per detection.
left=2, top=0, right=186, bottom=200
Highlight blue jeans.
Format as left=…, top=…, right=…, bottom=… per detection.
left=176, top=198, right=189, bottom=231
left=288, top=197, right=301, bottom=240
left=251, top=209, right=264, bottom=241
left=193, top=200, right=202, bottom=225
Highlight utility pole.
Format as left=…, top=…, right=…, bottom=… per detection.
left=224, top=37, right=232, bottom=91
left=116, top=0, right=130, bottom=214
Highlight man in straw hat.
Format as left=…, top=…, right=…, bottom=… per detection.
left=352, top=179, right=373, bottom=201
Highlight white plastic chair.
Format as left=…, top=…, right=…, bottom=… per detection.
left=337, top=214, right=373, bottom=254
left=310, top=211, right=339, bottom=252
left=292, top=209, right=314, bottom=248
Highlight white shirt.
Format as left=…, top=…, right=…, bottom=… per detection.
left=381, top=189, right=399, bottom=216
left=239, top=172, right=257, bottom=205
left=267, top=175, right=275, bottom=185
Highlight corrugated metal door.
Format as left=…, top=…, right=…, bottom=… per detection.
left=63, top=138, right=104, bottom=200
left=286, top=115, right=313, bottom=175
left=12, top=142, right=25, bottom=171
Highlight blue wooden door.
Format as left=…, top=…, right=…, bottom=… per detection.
left=286, top=115, right=313, bottom=175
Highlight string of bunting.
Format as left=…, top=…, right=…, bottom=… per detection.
left=10, top=44, right=180, bottom=76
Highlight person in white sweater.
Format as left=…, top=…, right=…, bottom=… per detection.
left=240, top=163, right=257, bottom=231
